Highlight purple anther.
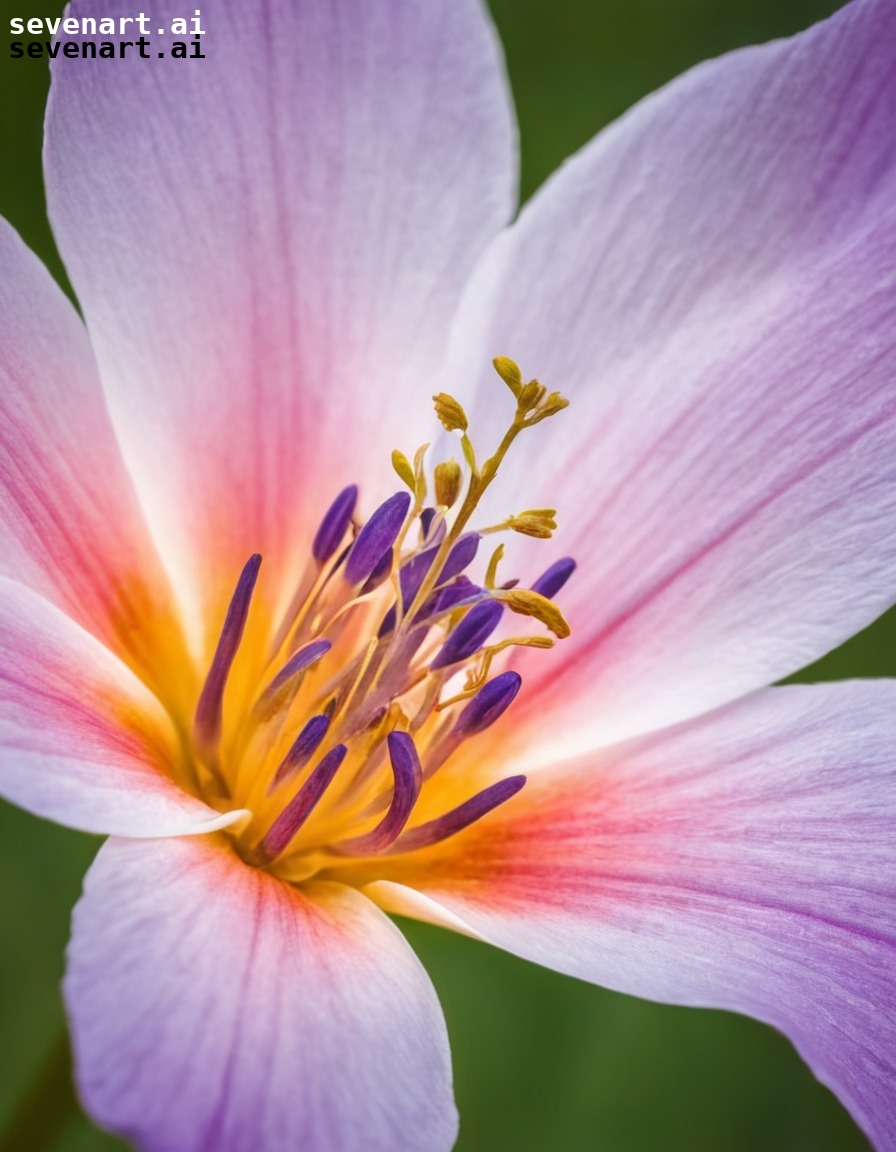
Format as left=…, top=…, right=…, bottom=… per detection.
left=361, top=547, right=394, bottom=595
left=441, top=533, right=480, bottom=582
left=336, top=731, right=423, bottom=855
left=420, top=508, right=436, bottom=539
left=454, top=671, right=522, bottom=738
left=398, top=545, right=438, bottom=606
left=431, top=599, right=503, bottom=670
left=312, top=485, right=358, bottom=564
left=380, top=574, right=485, bottom=639
left=418, top=578, right=483, bottom=620
left=390, top=775, right=526, bottom=853
left=261, top=639, right=331, bottom=702
left=420, top=508, right=446, bottom=544
left=377, top=604, right=399, bottom=639
left=270, top=714, right=331, bottom=789
left=194, top=554, right=262, bottom=752
left=259, top=744, right=347, bottom=862
left=531, top=557, right=576, bottom=600
left=344, top=492, right=410, bottom=586
left=400, top=532, right=480, bottom=610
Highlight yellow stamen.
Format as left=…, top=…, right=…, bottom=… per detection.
left=432, top=392, right=469, bottom=433
left=492, top=355, right=523, bottom=398
left=494, top=588, right=571, bottom=638
left=391, top=448, right=416, bottom=492
left=434, top=458, right=463, bottom=508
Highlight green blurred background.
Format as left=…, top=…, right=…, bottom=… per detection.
left=0, top=0, right=892, bottom=1149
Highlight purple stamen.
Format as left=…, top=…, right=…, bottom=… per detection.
left=313, top=485, right=358, bottom=564
left=398, top=545, right=438, bottom=605
left=377, top=548, right=440, bottom=637
left=441, top=532, right=480, bottom=582
left=376, top=605, right=399, bottom=640
left=420, top=508, right=436, bottom=538
left=344, top=492, right=410, bottom=586
left=431, top=599, right=503, bottom=670
left=258, top=743, right=347, bottom=862
left=334, top=731, right=423, bottom=854
left=378, top=538, right=484, bottom=638
left=194, top=554, right=262, bottom=753
left=420, top=507, right=446, bottom=544
left=418, top=577, right=483, bottom=619
left=454, top=671, right=522, bottom=738
left=260, top=639, right=331, bottom=703
left=360, top=547, right=394, bottom=595
left=399, top=533, right=480, bottom=609
left=531, top=557, right=576, bottom=599
left=390, top=774, right=526, bottom=853
left=408, top=532, right=479, bottom=603
left=270, top=714, right=331, bottom=789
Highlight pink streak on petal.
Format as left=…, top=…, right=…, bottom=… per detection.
left=66, top=836, right=458, bottom=1152
left=45, top=0, right=516, bottom=632
left=385, top=682, right=896, bottom=1151
left=0, top=579, right=238, bottom=837
left=0, top=219, right=184, bottom=682
left=442, top=0, right=896, bottom=750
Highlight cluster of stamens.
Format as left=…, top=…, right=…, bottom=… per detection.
left=190, top=358, right=574, bottom=884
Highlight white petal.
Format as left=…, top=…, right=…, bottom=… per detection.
left=66, top=835, right=458, bottom=1152
left=0, top=579, right=240, bottom=837
left=45, top=0, right=516, bottom=632
left=378, top=681, right=896, bottom=1150
left=444, top=0, right=896, bottom=748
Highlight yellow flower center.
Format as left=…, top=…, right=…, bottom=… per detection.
left=188, top=359, right=572, bottom=884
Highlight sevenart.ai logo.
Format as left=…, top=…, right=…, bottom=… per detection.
left=8, top=9, right=206, bottom=59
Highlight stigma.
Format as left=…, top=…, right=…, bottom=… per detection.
left=190, top=358, right=574, bottom=884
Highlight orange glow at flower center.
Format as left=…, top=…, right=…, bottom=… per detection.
left=188, top=360, right=573, bottom=884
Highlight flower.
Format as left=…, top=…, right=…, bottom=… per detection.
left=1, top=0, right=895, bottom=1148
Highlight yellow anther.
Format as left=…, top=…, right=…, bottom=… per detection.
left=493, top=355, right=523, bottom=398
left=460, top=432, right=477, bottom=474
left=510, top=524, right=553, bottom=539
left=517, top=379, right=547, bottom=412
left=525, top=390, right=570, bottom=426
left=507, top=508, right=558, bottom=539
left=412, top=442, right=430, bottom=503
left=495, top=588, right=571, bottom=638
left=400, top=358, right=570, bottom=628
left=539, top=391, right=570, bottom=417
left=509, top=635, right=555, bottom=650
left=391, top=449, right=416, bottom=492
left=484, top=543, right=505, bottom=589
left=432, top=393, right=469, bottom=433
left=434, top=458, right=463, bottom=508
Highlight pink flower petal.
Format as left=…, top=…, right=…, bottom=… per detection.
left=0, top=579, right=242, bottom=837
left=0, top=219, right=184, bottom=681
left=443, top=0, right=896, bottom=748
left=66, top=834, right=458, bottom=1152
left=374, top=682, right=896, bottom=1150
left=44, top=0, right=516, bottom=630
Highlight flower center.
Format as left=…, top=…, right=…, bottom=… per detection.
left=190, top=359, right=573, bottom=884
